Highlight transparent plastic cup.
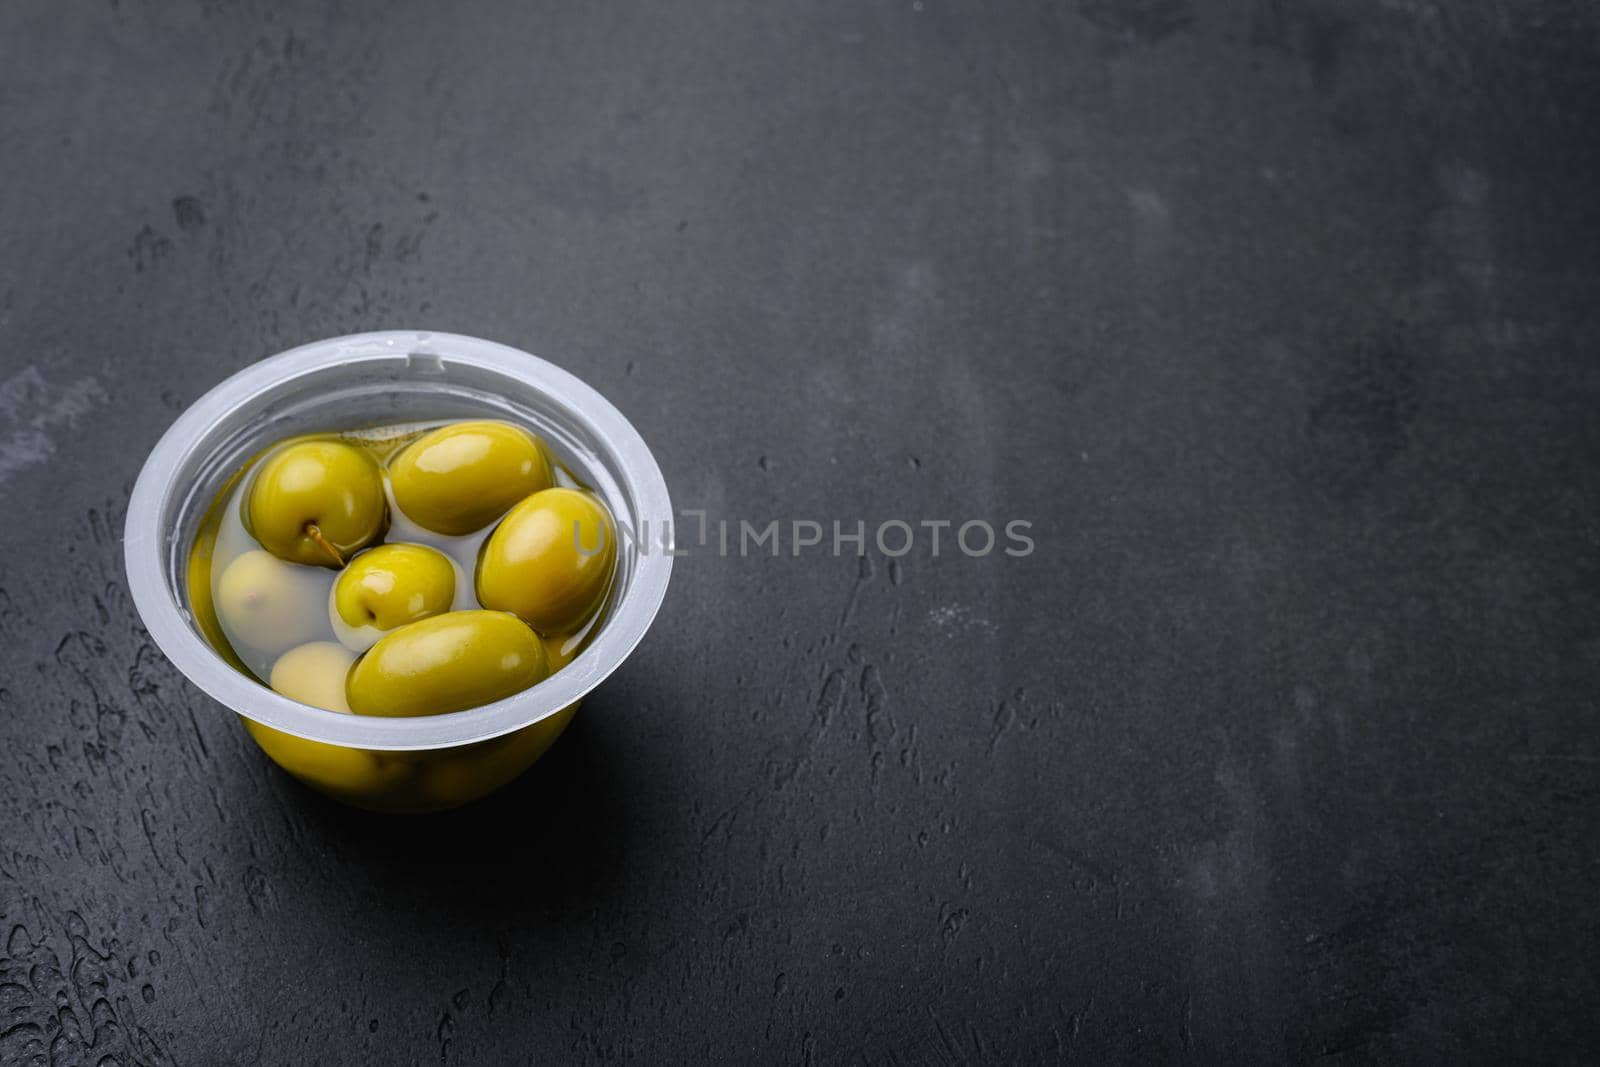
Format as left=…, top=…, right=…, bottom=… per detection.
left=124, top=331, right=673, bottom=812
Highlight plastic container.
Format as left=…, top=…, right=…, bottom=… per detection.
left=125, top=331, right=673, bottom=811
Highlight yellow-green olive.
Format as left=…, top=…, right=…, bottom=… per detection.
left=187, top=483, right=253, bottom=677
left=269, top=641, right=355, bottom=712
left=216, top=549, right=329, bottom=658
left=246, top=440, right=387, bottom=567
left=421, top=704, right=578, bottom=809
left=346, top=610, right=550, bottom=717
left=333, top=543, right=456, bottom=631
left=389, top=420, right=552, bottom=535
left=542, top=632, right=580, bottom=671
left=476, top=488, right=616, bottom=633
left=243, top=718, right=406, bottom=799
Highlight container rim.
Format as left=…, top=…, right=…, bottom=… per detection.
left=124, top=330, right=673, bottom=751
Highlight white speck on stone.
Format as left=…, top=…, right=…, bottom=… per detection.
left=928, top=604, right=998, bottom=636
left=1126, top=187, right=1171, bottom=226
left=0, top=367, right=108, bottom=484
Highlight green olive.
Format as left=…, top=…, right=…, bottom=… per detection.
left=420, top=704, right=578, bottom=809
left=476, top=488, right=616, bottom=633
left=333, top=543, right=456, bottom=631
left=246, top=440, right=387, bottom=567
left=269, top=641, right=355, bottom=712
left=216, top=549, right=329, bottom=657
left=389, top=420, right=552, bottom=535
left=243, top=718, right=405, bottom=799
left=346, top=610, right=550, bottom=717
left=187, top=459, right=253, bottom=676
left=542, top=632, right=579, bottom=672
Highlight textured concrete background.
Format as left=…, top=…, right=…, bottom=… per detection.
left=2, top=0, right=1599, bottom=1062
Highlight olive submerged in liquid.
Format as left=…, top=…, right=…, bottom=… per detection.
left=216, top=549, right=328, bottom=658
left=246, top=440, right=387, bottom=567
left=332, top=543, right=456, bottom=632
left=476, top=488, right=616, bottom=634
left=269, top=641, right=356, bottom=713
left=346, top=609, right=550, bottom=717
left=389, top=420, right=552, bottom=535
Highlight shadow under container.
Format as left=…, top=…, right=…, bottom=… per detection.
left=125, top=332, right=673, bottom=813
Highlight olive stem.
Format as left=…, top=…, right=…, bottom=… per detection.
left=304, top=523, right=345, bottom=567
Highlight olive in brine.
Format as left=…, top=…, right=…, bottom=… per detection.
left=389, top=421, right=552, bottom=535
left=243, top=719, right=402, bottom=800
left=476, top=488, right=616, bottom=634
left=246, top=440, right=387, bottom=567
left=542, top=632, right=580, bottom=672
left=269, top=641, right=356, bottom=713
left=216, top=549, right=329, bottom=658
left=332, top=543, right=456, bottom=632
left=346, top=610, right=550, bottom=717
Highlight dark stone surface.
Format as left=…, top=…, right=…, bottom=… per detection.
left=2, top=1, right=1598, bottom=1062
